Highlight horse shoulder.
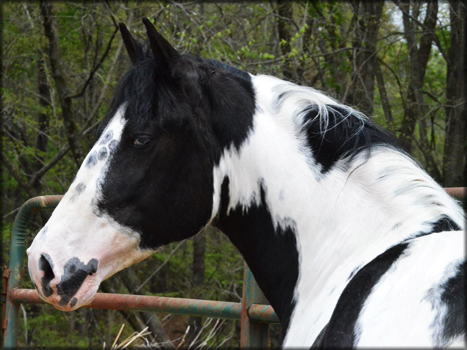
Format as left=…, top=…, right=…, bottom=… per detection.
left=319, top=230, right=465, bottom=348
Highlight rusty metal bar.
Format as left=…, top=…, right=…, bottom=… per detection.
left=247, top=303, right=278, bottom=324
left=444, top=187, right=466, bottom=200
left=8, top=288, right=278, bottom=323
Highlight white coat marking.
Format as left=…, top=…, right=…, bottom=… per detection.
left=211, top=74, right=465, bottom=347
left=27, top=105, right=153, bottom=311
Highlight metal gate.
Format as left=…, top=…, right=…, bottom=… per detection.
left=2, top=195, right=278, bottom=348
left=2, top=188, right=465, bottom=347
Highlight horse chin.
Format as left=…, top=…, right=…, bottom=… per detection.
left=44, top=253, right=153, bottom=312
left=48, top=278, right=101, bottom=312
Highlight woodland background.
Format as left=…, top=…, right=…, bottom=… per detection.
left=1, top=1, right=466, bottom=348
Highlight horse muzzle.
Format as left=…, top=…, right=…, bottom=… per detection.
left=27, top=247, right=101, bottom=311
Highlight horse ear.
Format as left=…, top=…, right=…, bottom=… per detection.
left=119, top=23, right=144, bottom=66
left=142, top=18, right=180, bottom=70
left=142, top=18, right=201, bottom=103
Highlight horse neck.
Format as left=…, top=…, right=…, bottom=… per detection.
left=210, top=75, right=464, bottom=332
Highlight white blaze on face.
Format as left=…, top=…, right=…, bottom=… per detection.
left=27, top=105, right=153, bottom=311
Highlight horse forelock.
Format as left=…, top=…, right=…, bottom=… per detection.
left=101, top=59, right=187, bottom=133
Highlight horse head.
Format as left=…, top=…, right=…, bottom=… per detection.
left=27, top=18, right=255, bottom=311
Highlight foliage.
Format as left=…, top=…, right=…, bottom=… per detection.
left=2, top=1, right=464, bottom=348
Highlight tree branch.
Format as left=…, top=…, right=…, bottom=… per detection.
left=379, top=58, right=406, bottom=112
left=375, top=58, right=393, bottom=125
left=27, top=143, right=71, bottom=190
left=67, top=26, right=118, bottom=100
left=133, top=241, right=184, bottom=294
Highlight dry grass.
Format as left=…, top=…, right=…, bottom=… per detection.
left=104, top=317, right=233, bottom=349
left=104, top=324, right=151, bottom=349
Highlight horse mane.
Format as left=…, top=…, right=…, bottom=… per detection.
left=261, top=77, right=399, bottom=174
left=205, top=59, right=251, bottom=82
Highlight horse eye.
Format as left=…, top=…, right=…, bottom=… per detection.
left=132, top=136, right=152, bottom=149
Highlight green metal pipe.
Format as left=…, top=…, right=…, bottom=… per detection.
left=248, top=303, right=278, bottom=324
left=241, top=264, right=271, bottom=347
left=4, top=196, right=62, bottom=348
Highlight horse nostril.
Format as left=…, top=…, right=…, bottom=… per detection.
left=39, top=254, right=55, bottom=281
left=39, top=254, right=55, bottom=297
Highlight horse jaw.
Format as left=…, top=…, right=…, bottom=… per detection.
left=26, top=105, right=153, bottom=311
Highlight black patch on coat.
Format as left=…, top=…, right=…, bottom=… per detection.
left=98, top=147, right=108, bottom=161
left=100, top=130, right=113, bottom=145
left=86, top=151, right=97, bottom=168
left=410, top=215, right=461, bottom=240
left=214, top=182, right=299, bottom=341
left=91, top=197, right=103, bottom=217
left=311, top=324, right=328, bottom=349
left=70, top=183, right=86, bottom=203
left=427, top=216, right=460, bottom=233
left=218, top=176, right=231, bottom=218
left=70, top=297, right=78, bottom=308
left=95, top=46, right=255, bottom=250
left=108, top=139, right=118, bottom=153
left=76, top=183, right=86, bottom=194
left=96, top=176, right=104, bottom=192
left=57, top=257, right=98, bottom=307
left=39, top=253, right=55, bottom=298
left=301, top=105, right=396, bottom=173
left=440, top=260, right=466, bottom=343
left=347, top=265, right=361, bottom=282
left=321, top=242, right=409, bottom=348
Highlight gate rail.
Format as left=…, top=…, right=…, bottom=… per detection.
left=2, top=187, right=465, bottom=348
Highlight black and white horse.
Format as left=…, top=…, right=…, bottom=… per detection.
left=27, top=19, right=465, bottom=348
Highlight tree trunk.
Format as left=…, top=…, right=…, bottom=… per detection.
left=346, top=1, right=384, bottom=117
left=443, top=1, right=467, bottom=186
left=307, top=2, right=349, bottom=97
left=35, top=54, right=50, bottom=176
left=187, top=232, right=206, bottom=346
left=398, top=1, right=438, bottom=154
left=375, top=58, right=393, bottom=127
left=276, top=1, right=294, bottom=81
left=35, top=54, right=51, bottom=224
left=118, top=268, right=174, bottom=349
left=39, top=0, right=83, bottom=165
left=100, top=277, right=173, bottom=349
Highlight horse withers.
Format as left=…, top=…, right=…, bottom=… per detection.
left=27, top=19, right=465, bottom=348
